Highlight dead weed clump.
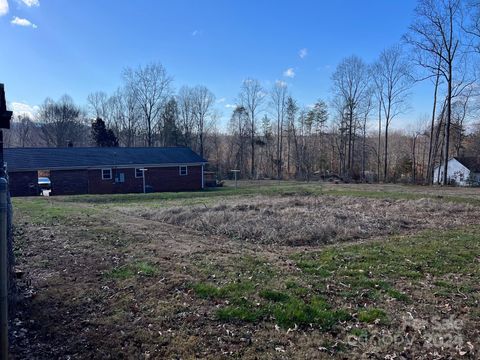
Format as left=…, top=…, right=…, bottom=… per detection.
left=131, top=196, right=478, bottom=246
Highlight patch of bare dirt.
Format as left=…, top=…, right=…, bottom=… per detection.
left=10, top=206, right=267, bottom=359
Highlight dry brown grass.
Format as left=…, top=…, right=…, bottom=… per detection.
left=127, top=195, right=478, bottom=246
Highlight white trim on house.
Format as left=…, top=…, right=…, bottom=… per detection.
left=101, top=168, right=112, bottom=180
left=179, top=165, right=188, bottom=176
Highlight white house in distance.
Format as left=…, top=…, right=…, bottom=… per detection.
left=433, top=157, right=480, bottom=186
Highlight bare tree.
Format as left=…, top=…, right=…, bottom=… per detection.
left=425, top=58, right=442, bottom=184
left=405, top=0, right=464, bottom=184
left=463, top=0, right=480, bottom=53
left=123, top=62, right=172, bottom=146
left=14, top=115, right=33, bottom=147
left=87, top=91, right=109, bottom=120
left=330, top=95, right=349, bottom=176
left=177, top=86, right=196, bottom=149
left=331, top=55, right=371, bottom=178
left=39, top=95, right=86, bottom=147
left=376, top=97, right=382, bottom=181
left=269, top=81, right=288, bottom=179
left=115, top=86, right=140, bottom=147
left=451, top=84, right=475, bottom=155
left=297, top=100, right=329, bottom=180
left=191, top=85, right=215, bottom=157
left=203, top=110, right=222, bottom=163
left=239, top=78, right=266, bottom=178
left=358, top=95, right=373, bottom=181
left=372, top=45, right=412, bottom=181
left=285, top=96, right=298, bottom=177
left=228, top=105, right=250, bottom=175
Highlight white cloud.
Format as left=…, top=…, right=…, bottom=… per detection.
left=283, top=68, right=295, bottom=78
left=11, top=102, right=39, bottom=119
left=216, top=97, right=226, bottom=104
left=11, top=16, right=37, bottom=28
left=20, top=0, right=39, bottom=7
left=192, top=29, right=203, bottom=36
left=0, top=0, right=8, bottom=16
left=225, top=104, right=237, bottom=109
left=275, top=80, right=287, bottom=88
left=299, top=48, right=308, bottom=59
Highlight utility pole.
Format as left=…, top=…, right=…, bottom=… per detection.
left=230, top=170, right=240, bottom=189
left=139, top=168, right=148, bottom=193
left=0, top=83, right=12, bottom=360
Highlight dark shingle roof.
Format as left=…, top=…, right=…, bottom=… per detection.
left=454, top=157, right=480, bottom=172
left=5, top=147, right=207, bottom=172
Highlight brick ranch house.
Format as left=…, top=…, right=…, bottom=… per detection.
left=5, top=147, right=207, bottom=197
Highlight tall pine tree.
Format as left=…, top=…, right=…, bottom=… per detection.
left=91, top=118, right=119, bottom=147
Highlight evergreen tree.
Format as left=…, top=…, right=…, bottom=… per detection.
left=91, top=117, right=119, bottom=147
left=162, top=98, right=181, bottom=146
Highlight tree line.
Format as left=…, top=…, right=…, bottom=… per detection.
left=6, top=0, right=480, bottom=184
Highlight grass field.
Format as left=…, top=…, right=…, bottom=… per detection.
left=9, top=182, right=480, bottom=359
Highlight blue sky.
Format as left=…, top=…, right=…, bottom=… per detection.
left=0, top=0, right=434, bottom=130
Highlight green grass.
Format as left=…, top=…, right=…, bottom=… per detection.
left=295, top=260, right=332, bottom=277
left=259, top=289, right=290, bottom=302
left=294, top=227, right=480, bottom=281
left=47, top=183, right=322, bottom=205
left=350, top=328, right=369, bottom=338
left=291, top=227, right=480, bottom=309
left=13, top=198, right=97, bottom=224
left=386, top=289, right=410, bottom=302
left=358, top=309, right=388, bottom=324
left=216, top=299, right=266, bottom=323
left=191, top=226, right=480, bottom=330
left=108, top=266, right=136, bottom=279
left=193, top=275, right=351, bottom=330
left=51, top=181, right=480, bottom=206
left=285, top=280, right=309, bottom=297
left=192, top=283, right=222, bottom=298
left=106, top=261, right=157, bottom=279
left=136, top=261, right=156, bottom=276
left=272, top=297, right=350, bottom=329
left=212, top=291, right=351, bottom=330
left=192, top=280, right=256, bottom=300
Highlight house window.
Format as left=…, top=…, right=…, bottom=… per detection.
left=102, top=168, right=112, bottom=180
left=135, top=168, right=144, bottom=178
left=115, top=173, right=125, bottom=183
left=179, top=166, right=188, bottom=176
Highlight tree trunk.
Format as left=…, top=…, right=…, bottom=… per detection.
left=426, top=66, right=440, bottom=185
left=384, top=123, right=389, bottom=182
left=442, top=70, right=452, bottom=185
left=377, top=102, right=382, bottom=182
left=251, top=131, right=255, bottom=179
left=348, top=109, right=353, bottom=176
left=412, top=135, right=417, bottom=184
